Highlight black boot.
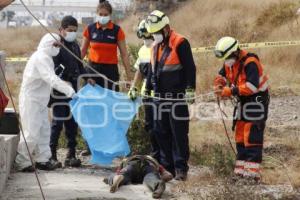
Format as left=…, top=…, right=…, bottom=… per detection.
left=65, top=149, right=81, bottom=167
left=36, top=159, right=60, bottom=171
left=50, top=148, right=62, bottom=168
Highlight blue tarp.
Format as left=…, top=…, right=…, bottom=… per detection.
left=70, top=84, right=141, bottom=165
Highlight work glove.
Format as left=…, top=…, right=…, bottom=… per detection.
left=128, top=87, right=138, bottom=101
left=214, top=76, right=227, bottom=96
left=185, top=88, right=195, bottom=104
left=221, top=86, right=232, bottom=98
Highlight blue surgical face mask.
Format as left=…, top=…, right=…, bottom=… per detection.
left=97, top=16, right=110, bottom=25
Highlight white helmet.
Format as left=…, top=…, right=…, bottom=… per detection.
left=214, top=37, right=239, bottom=60
left=137, top=19, right=152, bottom=39
left=145, top=10, right=170, bottom=34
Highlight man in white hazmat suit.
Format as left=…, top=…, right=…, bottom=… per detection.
left=15, top=33, right=76, bottom=172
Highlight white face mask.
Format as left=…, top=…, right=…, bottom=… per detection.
left=143, top=39, right=153, bottom=48
left=51, top=46, right=60, bottom=57
left=97, top=16, right=110, bottom=25
left=224, top=58, right=236, bottom=67
left=152, top=33, right=164, bottom=45
left=64, top=31, right=77, bottom=42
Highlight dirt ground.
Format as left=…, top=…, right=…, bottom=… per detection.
left=1, top=95, right=300, bottom=200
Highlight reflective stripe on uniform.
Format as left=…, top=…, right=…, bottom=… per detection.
left=246, top=82, right=258, bottom=93
left=244, top=162, right=261, bottom=177
left=162, top=64, right=183, bottom=72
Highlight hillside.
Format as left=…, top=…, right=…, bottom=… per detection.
left=1, top=1, right=300, bottom=199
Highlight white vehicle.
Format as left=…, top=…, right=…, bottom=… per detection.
left=31, top=19, right=48, bottom=27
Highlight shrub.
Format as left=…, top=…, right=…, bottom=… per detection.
left=256, top=1, right=299, bottom=27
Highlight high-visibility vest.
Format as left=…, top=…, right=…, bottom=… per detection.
left=224, top=50, right=269, bottom=96
left=150, top=30, right=185, bottom=73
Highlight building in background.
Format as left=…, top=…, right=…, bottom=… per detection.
left=1, top=0, right=132, bottom=28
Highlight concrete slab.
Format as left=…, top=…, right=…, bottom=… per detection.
left=0, top=134, right=19, bottom=196
left=1, top=168, right=176, bottom=200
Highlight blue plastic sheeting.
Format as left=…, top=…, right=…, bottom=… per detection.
left=70, top=84, right=141, bottom=165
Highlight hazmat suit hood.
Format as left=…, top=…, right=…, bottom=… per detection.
left=37, top=33, right=61, bottom=57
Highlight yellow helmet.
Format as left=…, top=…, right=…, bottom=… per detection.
left=214, top=37, right=239, bottom=60
left=145, top=10, right=169, bottom=34
left=137, top=19, right=152, bottom=39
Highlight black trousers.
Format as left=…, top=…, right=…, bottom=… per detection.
left=154, top=102, right=190, bottom=175
left=88, top=62, right=120, bottom=91
left=50, top=103, right=78, bottom=151
left=143, top=98, right=160, bottom=162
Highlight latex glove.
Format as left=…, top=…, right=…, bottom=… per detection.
left=71, top=93, right=79, bottom=100
left=128, top=87, right=138, bottom=101
left=185, top=88, right=195, bottom=104
left=221, top=87, right=232, bottom=98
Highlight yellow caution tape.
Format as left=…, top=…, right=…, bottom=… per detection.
left=5, top=57, right=29, bottom=62
left=192, top=40, right=300, bottom=53
left=5, top=40, right=300, bottom=62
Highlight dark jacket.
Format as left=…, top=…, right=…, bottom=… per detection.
left=48, top=39, right=86, bottom=107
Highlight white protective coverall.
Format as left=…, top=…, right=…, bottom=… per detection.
left=15, top=33, right=75, bottom=170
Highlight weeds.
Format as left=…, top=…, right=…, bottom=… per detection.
left=190, top=144, right=235, bottom=177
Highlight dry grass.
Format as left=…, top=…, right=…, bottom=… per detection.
left=121, top=0, right=300, bottom=95
left=0, top=27, right=46, bottom=57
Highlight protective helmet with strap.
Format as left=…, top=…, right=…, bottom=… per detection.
left=146, top=10, right=169, bottom=34
left=137, top=19, right=152, bottom=39
left=215, top=37, right=239, bottom=60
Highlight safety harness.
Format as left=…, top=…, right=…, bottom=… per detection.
left=231, top=53, right=268, bottom=131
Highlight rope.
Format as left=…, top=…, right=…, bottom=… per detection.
left=0, top=62, right=46, bottom=200
left=216, top=97, right=237, bottom=156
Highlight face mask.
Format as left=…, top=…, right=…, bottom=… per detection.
left=152, top=33, right=164, bottom=45
left=224, top=58, right=236, bottom=67
left=97, top=16, right=110, bottom=25
left=51, top=46, right=60, bottom=57
left=64, top=31, right=77, bottom=42
left=143, top=39, right=153, bottom=48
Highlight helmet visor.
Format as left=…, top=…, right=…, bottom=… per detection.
left=146, top=14, right=165, bottom=24
left=137, top=28, right=152, bottom=39
left=214, top=50, right=225, bottom=58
